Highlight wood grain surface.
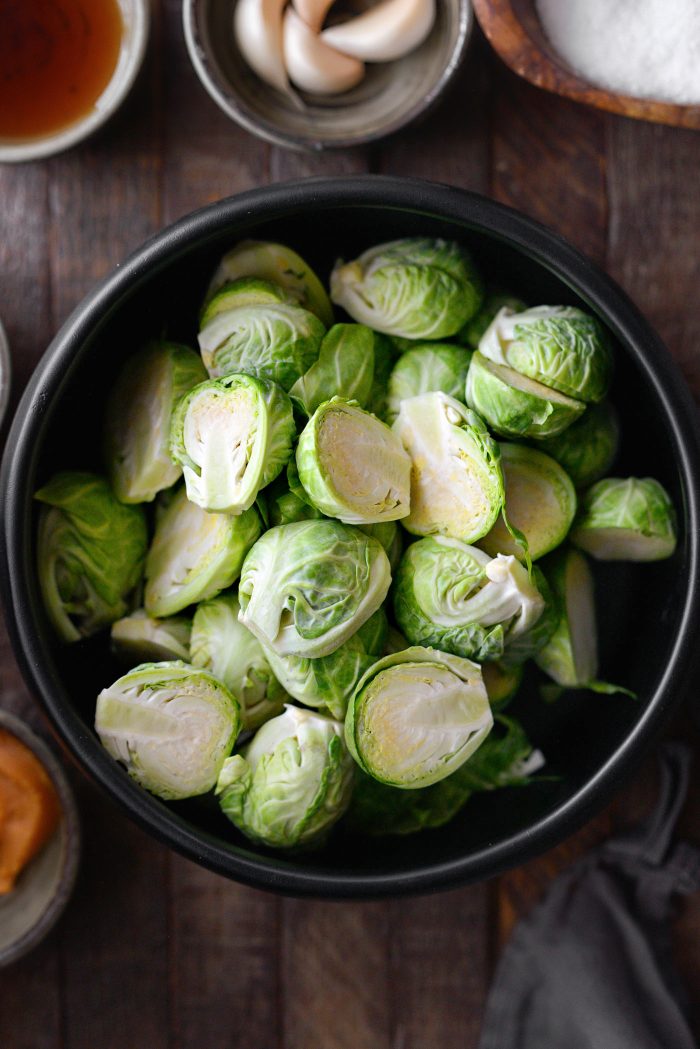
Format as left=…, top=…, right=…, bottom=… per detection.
left=1, top=13, right=699, bottom=1048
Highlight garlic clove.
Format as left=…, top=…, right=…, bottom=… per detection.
left=284, top=8, right=365, bottom=94
left=321, top=0, right=435, bottom=62
left=291, top=0, right=337, bottom=33
left=234, top=0, right=293, bottom=96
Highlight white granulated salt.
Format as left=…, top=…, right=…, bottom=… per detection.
left=535, top=0, right=700, bottom=105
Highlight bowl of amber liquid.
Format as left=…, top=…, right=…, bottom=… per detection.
left=0, top=0, right=149, bottom=164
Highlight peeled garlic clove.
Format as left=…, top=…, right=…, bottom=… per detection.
left=321, top=0, right=435, bottom=62
left=234, top=0, right=291, bottom=95
left=292, top=0, right=337, bottom=33
left=284, top=8, right=365, bottom=94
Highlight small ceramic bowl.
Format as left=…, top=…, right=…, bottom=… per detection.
left=183, top=0, right=473, bottom=151
left=0, top=0, right=150, bottom=165
left=0, top=712, right=80, bottom=967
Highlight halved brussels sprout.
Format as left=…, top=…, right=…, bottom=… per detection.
left=190, top=593, right=286, bottom=730
left=481, top=662, right=523, bottom=710
left=500, top=566, right=559, bottom=665
left=385, top=343, right=472, bottom=424
left=200, top=277, right=291, bottom=328
left=479, top=306, right=612, bottom=403
left=144, top=487, right=261, bottom=617
left=534, top=548, right=633, bottom=694
left=198, top=301, right=325, bottom=391
left=216, top=705, right=354, bottom=849
left=289, top=324, right=375, bottom=417
left=459, top=292, right=527, bottom=350
left=169, top=373, right=295, bottom=514
left=207, top=240, right=334, bottom=327
left=535, top=401, right=619, bottom=489
left=111, top=610, right=192, bottom=664
left=346, top=714, right=541, bottom=835
left=262, top=609, right=387, bottom=720
left=296, top=398, right=411, bottom=524
left=35, top=472, right=148, bottom=643
left=393, top=536, right=544, bottom=662
left=345, top=647, right=493, bottom=789
left=95, top=661, right=240, bottom=800
left=104, top=341, right=207, bottom=504
left=393, top=392, right=504, bottom=543
left=465, top=351, right=586, bottom=440
left=571, top=477, right=677, bottom=562
left=330, top=238, right=483, bottom=340
left=478, top=443, right=577, bottom=562
left=238, top=520, right=391, bottom=657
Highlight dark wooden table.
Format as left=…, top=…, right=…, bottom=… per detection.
left=2, top=7, right=700, bottom=1046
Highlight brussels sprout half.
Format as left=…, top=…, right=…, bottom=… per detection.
left=111, top=610, right=192, bottom=664
left=170, top=373, right=295, bottom=514
left=95, top=661, right=240, bottom=801
left=393, top=392, right=504, bottom=544
left=238, top=520, right=391, bottom=658
left=345, top=647, right=493, bottom=789
left=200, top=277, right=291, bottom=328
left=571, top=477, right=677, bottom=562
left=35, top=472, right=148, bottom=643
left=216, top=705, right=354, bottom=849
left=296, top=398, right=411, bottom=525
left=207, top=239, right=334, bottom=327
left=144, top=487, right=261, bottom=617
left=479, top=306, right=612, bottom=403
left=466, top=351, right=586, bottom=440
left=104, top=341, right=207, bottom=504
left=289, top=324, right=376, bottom=417
left=385, top=343, right=472, bottom=424
left=478, top=443, right=577, bottom=562
left=190, top=593, right=286, bottom=730
left=393, top=536, right=545, bottom=662
left=330, top=238, right=483, bottom=340
left=262, top=608, right=388, bottom=721
left=535, top=401, right=619, bottom=489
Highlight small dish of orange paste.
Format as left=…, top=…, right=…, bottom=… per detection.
left=0, top=728, right=61, bottom=894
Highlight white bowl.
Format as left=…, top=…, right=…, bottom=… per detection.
left=0, top=0, right=150, bottom=164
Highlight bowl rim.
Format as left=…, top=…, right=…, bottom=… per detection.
left=2, top=176, right=700, bottom=898
left=182, top=0, right=474, bottom=151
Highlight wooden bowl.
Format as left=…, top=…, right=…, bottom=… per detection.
left=472, top=0, right=700, bottom=130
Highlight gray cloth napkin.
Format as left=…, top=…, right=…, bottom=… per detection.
left=479, top=744, right=700, bottom=1049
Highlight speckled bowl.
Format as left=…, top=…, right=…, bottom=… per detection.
left=0, top=712, right=80, bottom=967
left=183, top=0, right=474, bottom=150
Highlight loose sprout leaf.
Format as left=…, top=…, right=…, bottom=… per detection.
left=385, top=342, right=472, bottom=424
left=571, top=477, right=677, bottom=562
left=330, top=238, right=484, bottom=340
left=501, top=566, right=559, bottom=665
left=536, top=401, right=620, bottom=489
left=289, top=323, right=375, bottom=417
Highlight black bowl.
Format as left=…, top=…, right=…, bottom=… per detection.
left=2, top=177, right=699, bottom=898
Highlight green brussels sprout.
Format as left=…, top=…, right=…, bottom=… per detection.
left=459, top=292, right=527, bottom=350
left=535, top=402, right=619, bottom=489
left=35, top=472, right=148, bottom=643
left=190, top=593, right=286, bottom=730
left=393, top=391, right=504, bottom=543
left=481, top=662, right=523, bottom=710
left=346, top=715, right=542, bottom=836
left=207, top=240, right=334, bottom=327
left=479, top=306, right=612, bottom=403
left=296, top=398, right=411, bottom=524
left=265, top=460, right=325, bottom=527
left=216, top=705, right=354, bottom=849
left=393, top=536, right=545, bottom=662
left=534, top=548, right=634, bottom=695
left=104, top=341, right=207, bottom=504
left=111, top=610, right=192, bottom=664
left=238, top=520, right=391, bottom=658
left=359, top=521, right=403, bottom=572
left=500, top=566, right=559, bottom=666
left=144, top=487, right=261, bottom=617
left=385, top=343, right=472, bottom=424
left=198, top=300, right=325, bottom=391
left=262, top=609, right=387, bottom=720
left=367, top=332, right=397, bottom=418
left=330, top=238, right=484, bottom=340
left=200, top=277, right=291, bottom=327
left=571, top=477, right=677, bottom=562
left=345, top=647, right=493, bottom=788
left=169, top=373, right=295, bottom=514
left=478, top=443, right=577, bottom=562
left=465, top=351, right=586, bottom=440
left=95, top=661, right=240, bottom=800
left=289, top=324, right=376, bottom=417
